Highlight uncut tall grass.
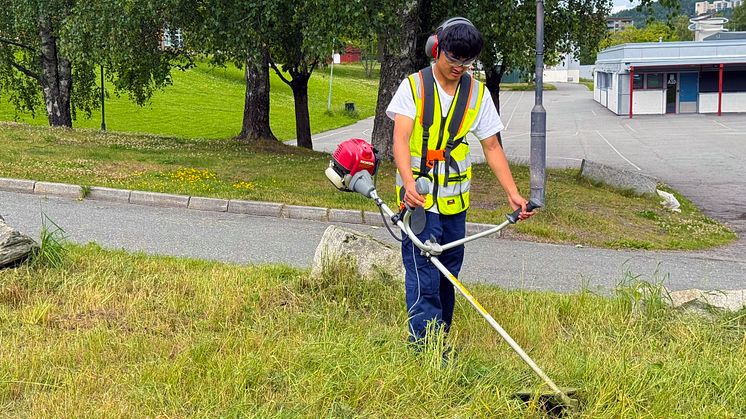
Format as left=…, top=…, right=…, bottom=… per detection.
left=0, top=244, right=744, bottom=417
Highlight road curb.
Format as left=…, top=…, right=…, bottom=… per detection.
left=0, top=177, right=498, bottom=235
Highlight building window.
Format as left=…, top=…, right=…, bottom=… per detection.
left=700, top=71, right=719, bottom=93
left=597, top=72, right=612, bottom=89
left=645, top=73, right=663, bottom=89
left=633, top=74, right=643, bottom=89
left=700, top=69, right=746, bottom=93
left=724, top=70, right=746, bottom=92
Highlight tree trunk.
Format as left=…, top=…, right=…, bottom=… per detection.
left=484, top=63, right=506, bottom=115
left=237, top=49, right=277, bottom=142
left=370, top=3, right=421, bottom=160
left=485, top=64, right=506, bottom=147
left=291, top=76, right=312, bottom=149
left=39, top=16, right=73, bottom=128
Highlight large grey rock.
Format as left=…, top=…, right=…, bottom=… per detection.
left=312, top=225, right=403, bottom=280
left=0, top=215, right=38, bottom=269
left=667, top=288, right=746, bottom=314
left=580, top=159, right=657, bottom=196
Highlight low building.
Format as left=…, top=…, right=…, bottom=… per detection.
left=593, top=38, right=746, bottom=116
left=543, top=53, right=581, bottom=83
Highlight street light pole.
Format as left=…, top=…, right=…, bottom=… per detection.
left=530, top=0, right=546, bottom=205
left=327, top=40, right=335, bottom=113
left=100, top=65, right=106, bottom=131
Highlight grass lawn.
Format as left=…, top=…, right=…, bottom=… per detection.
left=1, top=244, right=744, bottom=417
left=0, top=123, right=735, bottom=250
left=0, top=62, right=379, bottom=141
left=579, top=78, right=594, bottom=91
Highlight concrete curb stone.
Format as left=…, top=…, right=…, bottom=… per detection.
left=228, top=200, right=283, bottom=217
left=580, top=159, right=657, bottom=195
left=328, top=208, right=364, bottom=224
left=0, top=178, right=35, bottom=193
left=0, top=177, right=512, bottom=241
left=130, top=190, right=189, bottom=208
left=466, top=222, right=504, bottom=238
left=284, top=205, right=328, bottom=222
left=87, top=186, right=131, bottom=203
left=34, top=181, right=82, bottom=199
left=189, top=196, right=228, bottom=212
left=363, top=210, right=386, bottom=227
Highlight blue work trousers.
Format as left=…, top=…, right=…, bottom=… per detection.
left=402, top=211, right=466, bottom=342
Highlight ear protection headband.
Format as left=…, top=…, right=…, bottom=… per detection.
left=424, top=17, right=476, bottom=59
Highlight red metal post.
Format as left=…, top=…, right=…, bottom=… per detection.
left=629, top=66, right=634, bottom=119
left=718, top=63, right=723, bottom=116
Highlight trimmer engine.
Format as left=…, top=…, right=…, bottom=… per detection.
left=325, top=138, right=379, bottom=191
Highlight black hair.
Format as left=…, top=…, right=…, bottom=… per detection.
left=438, top=23, right=483, bottom=60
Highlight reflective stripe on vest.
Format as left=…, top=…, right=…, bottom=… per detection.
left=396, top=67, right=484, bottom=215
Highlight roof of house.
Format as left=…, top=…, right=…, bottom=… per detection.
left=704, top=31, right=746, bottom=41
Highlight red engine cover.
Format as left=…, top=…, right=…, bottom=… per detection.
left=332, top=138, right=377, bottom=176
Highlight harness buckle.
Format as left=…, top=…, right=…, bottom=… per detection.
left=425, top=149, right=445, bottom=169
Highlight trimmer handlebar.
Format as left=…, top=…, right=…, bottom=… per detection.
left=506, top=199, right=542, bottom=224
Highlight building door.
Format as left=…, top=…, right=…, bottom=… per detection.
left=666, top=73, right=678, bottom=114
left=679, top=72, right=699, bottom=113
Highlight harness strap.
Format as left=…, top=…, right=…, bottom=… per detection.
left=418, top=67, right=435, bottom=177
left=443, top=73, right=473, bottom=187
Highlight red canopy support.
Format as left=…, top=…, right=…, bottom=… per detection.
left=718, top=63, right=724, bottom=116
left=629, top=66, right=634, bottom=119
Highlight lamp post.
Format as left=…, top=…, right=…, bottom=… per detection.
left=530, top=0, right=546, bottom=205
left=100, top=65, right=106, bottom=131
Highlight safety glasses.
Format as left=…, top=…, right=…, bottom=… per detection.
left=442, top=50, right=476, bottom=68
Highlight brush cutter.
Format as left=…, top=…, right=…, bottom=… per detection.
left=325, top=139, right=578, bottom=412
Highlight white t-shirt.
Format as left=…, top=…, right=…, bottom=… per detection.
left=385, top=67, right=504, bottom=141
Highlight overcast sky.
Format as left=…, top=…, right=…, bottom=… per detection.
left=612, top=0, right=641, bottom=13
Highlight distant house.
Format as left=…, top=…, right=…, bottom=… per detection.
left=160, top=27, right=183, bottom=49
left=606, top=17, right=634, bottom=32
left=339, top=46, right=362, bottom=63
left=695, top=0, right=744, bottom=15
left=543, top=53, right=582, bottom=83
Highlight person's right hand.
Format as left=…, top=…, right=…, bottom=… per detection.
left=403, top=181, right=426, bottom=208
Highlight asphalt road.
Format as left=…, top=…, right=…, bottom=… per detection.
left=3, top=190, right=744, bottom=293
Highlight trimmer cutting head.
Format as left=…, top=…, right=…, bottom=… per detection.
left=513, top=388, right=579, bottom=415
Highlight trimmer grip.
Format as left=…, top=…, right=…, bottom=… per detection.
left=415, top=177, right=431, bottom=195
left=506, top=199, right=541, bottom=224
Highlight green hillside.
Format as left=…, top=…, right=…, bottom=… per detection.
left=0, top=62, right=379, bottom=141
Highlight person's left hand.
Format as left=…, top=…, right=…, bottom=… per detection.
left=508, top=192, right=536, bottom=221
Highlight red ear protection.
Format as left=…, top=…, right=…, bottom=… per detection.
left=424, top=17, right=475, bottom=59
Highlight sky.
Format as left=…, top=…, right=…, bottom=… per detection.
left=612, top=0, right=642, bottom=13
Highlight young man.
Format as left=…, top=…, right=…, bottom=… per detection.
left=385, top=18, right=533, bottom=344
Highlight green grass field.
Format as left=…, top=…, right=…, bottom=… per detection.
left=0, top=62, right=379, bottom=140
left=1, top=244, right=744, bottom=417
left=0, top=123, right=735, bottom=250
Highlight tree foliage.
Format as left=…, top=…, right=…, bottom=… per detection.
left=599, top=21, right=679, bottom=50
left=0, top=0, right=189, bottom=127
left=731, top=3, right=746, bottom=31
left=455, top=0, right=611, bottom=111
left=178, top=0, right=280, bottom=142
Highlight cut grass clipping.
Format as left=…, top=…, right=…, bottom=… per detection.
left=1, top=244, right=744, bottom=417
left=0, top=123, right=735, bottom=250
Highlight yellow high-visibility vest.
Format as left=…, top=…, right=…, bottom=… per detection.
left=396, top=66, right=485, bottom=215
